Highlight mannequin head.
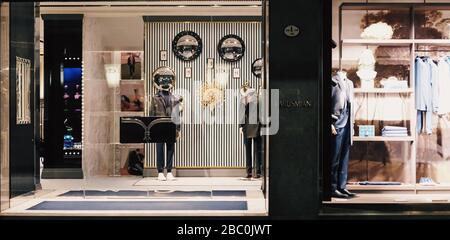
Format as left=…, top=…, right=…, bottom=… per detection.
left=153, top=66, right=175, bottom=92
left=337, top=70, right=347, bottom=80
left=155, top=75, right=174, bottom=91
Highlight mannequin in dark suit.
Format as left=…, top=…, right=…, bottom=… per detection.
left=239, top=83, right=263, bottom=178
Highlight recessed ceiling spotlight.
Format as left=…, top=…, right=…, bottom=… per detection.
left=178, top=5, right=186, bottom=8
left=212, top=4, right=220, bottom=8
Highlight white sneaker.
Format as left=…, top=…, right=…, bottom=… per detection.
left=157, top=173, right=166, bottom=181
left=166, top=172, right=175, bottom=181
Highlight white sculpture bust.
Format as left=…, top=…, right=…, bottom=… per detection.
left=357, top=49, right=377, bottom=89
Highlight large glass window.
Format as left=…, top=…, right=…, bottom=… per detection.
left=327, top=1, right=450, bottom=204
left=1, top=1, right=270, bottom=217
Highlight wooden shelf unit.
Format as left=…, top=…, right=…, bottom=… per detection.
left=353, top=88, right=413, bottom=94
left=342, top=39, right=450, bottom=46
left=353, top=136, right=414, bottom=142
left=341, top=39, right=413, bottom=46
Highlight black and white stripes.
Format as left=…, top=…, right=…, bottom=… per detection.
left=144, top=19, right=262, bottom=168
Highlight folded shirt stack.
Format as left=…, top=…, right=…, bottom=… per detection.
left=419, top=177, right=436, bottom=186
left=382, top=126, right=408, bottom=137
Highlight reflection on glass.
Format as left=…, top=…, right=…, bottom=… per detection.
left=104, top=64, right=121, bottom=87
left=415, top=10, right=450, bottom=39
left=341, top=9, right=411, bottom=39
left=16, top=56, right=31, bottom=124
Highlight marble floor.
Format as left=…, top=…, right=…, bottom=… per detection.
left=1, top=176, right=267, bottom=217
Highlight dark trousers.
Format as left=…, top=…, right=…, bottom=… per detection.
left=331, top=121, right=351, bottom=192
left=244, top=136, right=263, bottom=175
left=128, top=64, right=135, bottom=77
left=156, top=142, right=175, bottom=173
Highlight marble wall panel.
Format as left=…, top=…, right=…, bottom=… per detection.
left=0, top=2, right=10, bottom=211
left=82, top=17, right=143, bottom=177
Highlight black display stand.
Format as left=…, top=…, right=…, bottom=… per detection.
left=120, top=117, right=177, bottom=143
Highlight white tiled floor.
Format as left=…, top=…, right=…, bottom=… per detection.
left=1, top=176, right=267, bottom=217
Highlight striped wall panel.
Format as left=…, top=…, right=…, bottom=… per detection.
left=144, top=20, right=262, bottom=168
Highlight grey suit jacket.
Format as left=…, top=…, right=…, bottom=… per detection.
left=331, top=74, right=355, bottom=144
left=239, top=98, right=260, bottom=139
left=149, top=91, right=182, bottom=132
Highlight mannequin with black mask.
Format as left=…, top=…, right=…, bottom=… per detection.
left=331, top=40, right=356, bottom=198
left=149, top=67, right=182, bottom=181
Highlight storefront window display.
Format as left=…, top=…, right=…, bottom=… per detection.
left=0, top=1, right=269, bottom=216
left=327, top=1, right=450, bottom=204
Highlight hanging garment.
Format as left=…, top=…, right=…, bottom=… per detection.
left=415, top=57, right=437, bottom=134
left=415, top=57, right=435, bottom=112
left=437, top=57, right=450, bottom=115
left=417, top=109, right=433, bottom=134
left=428, top=58, right=439, bottom=113
left=439, top=116, right=450, bottom=160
